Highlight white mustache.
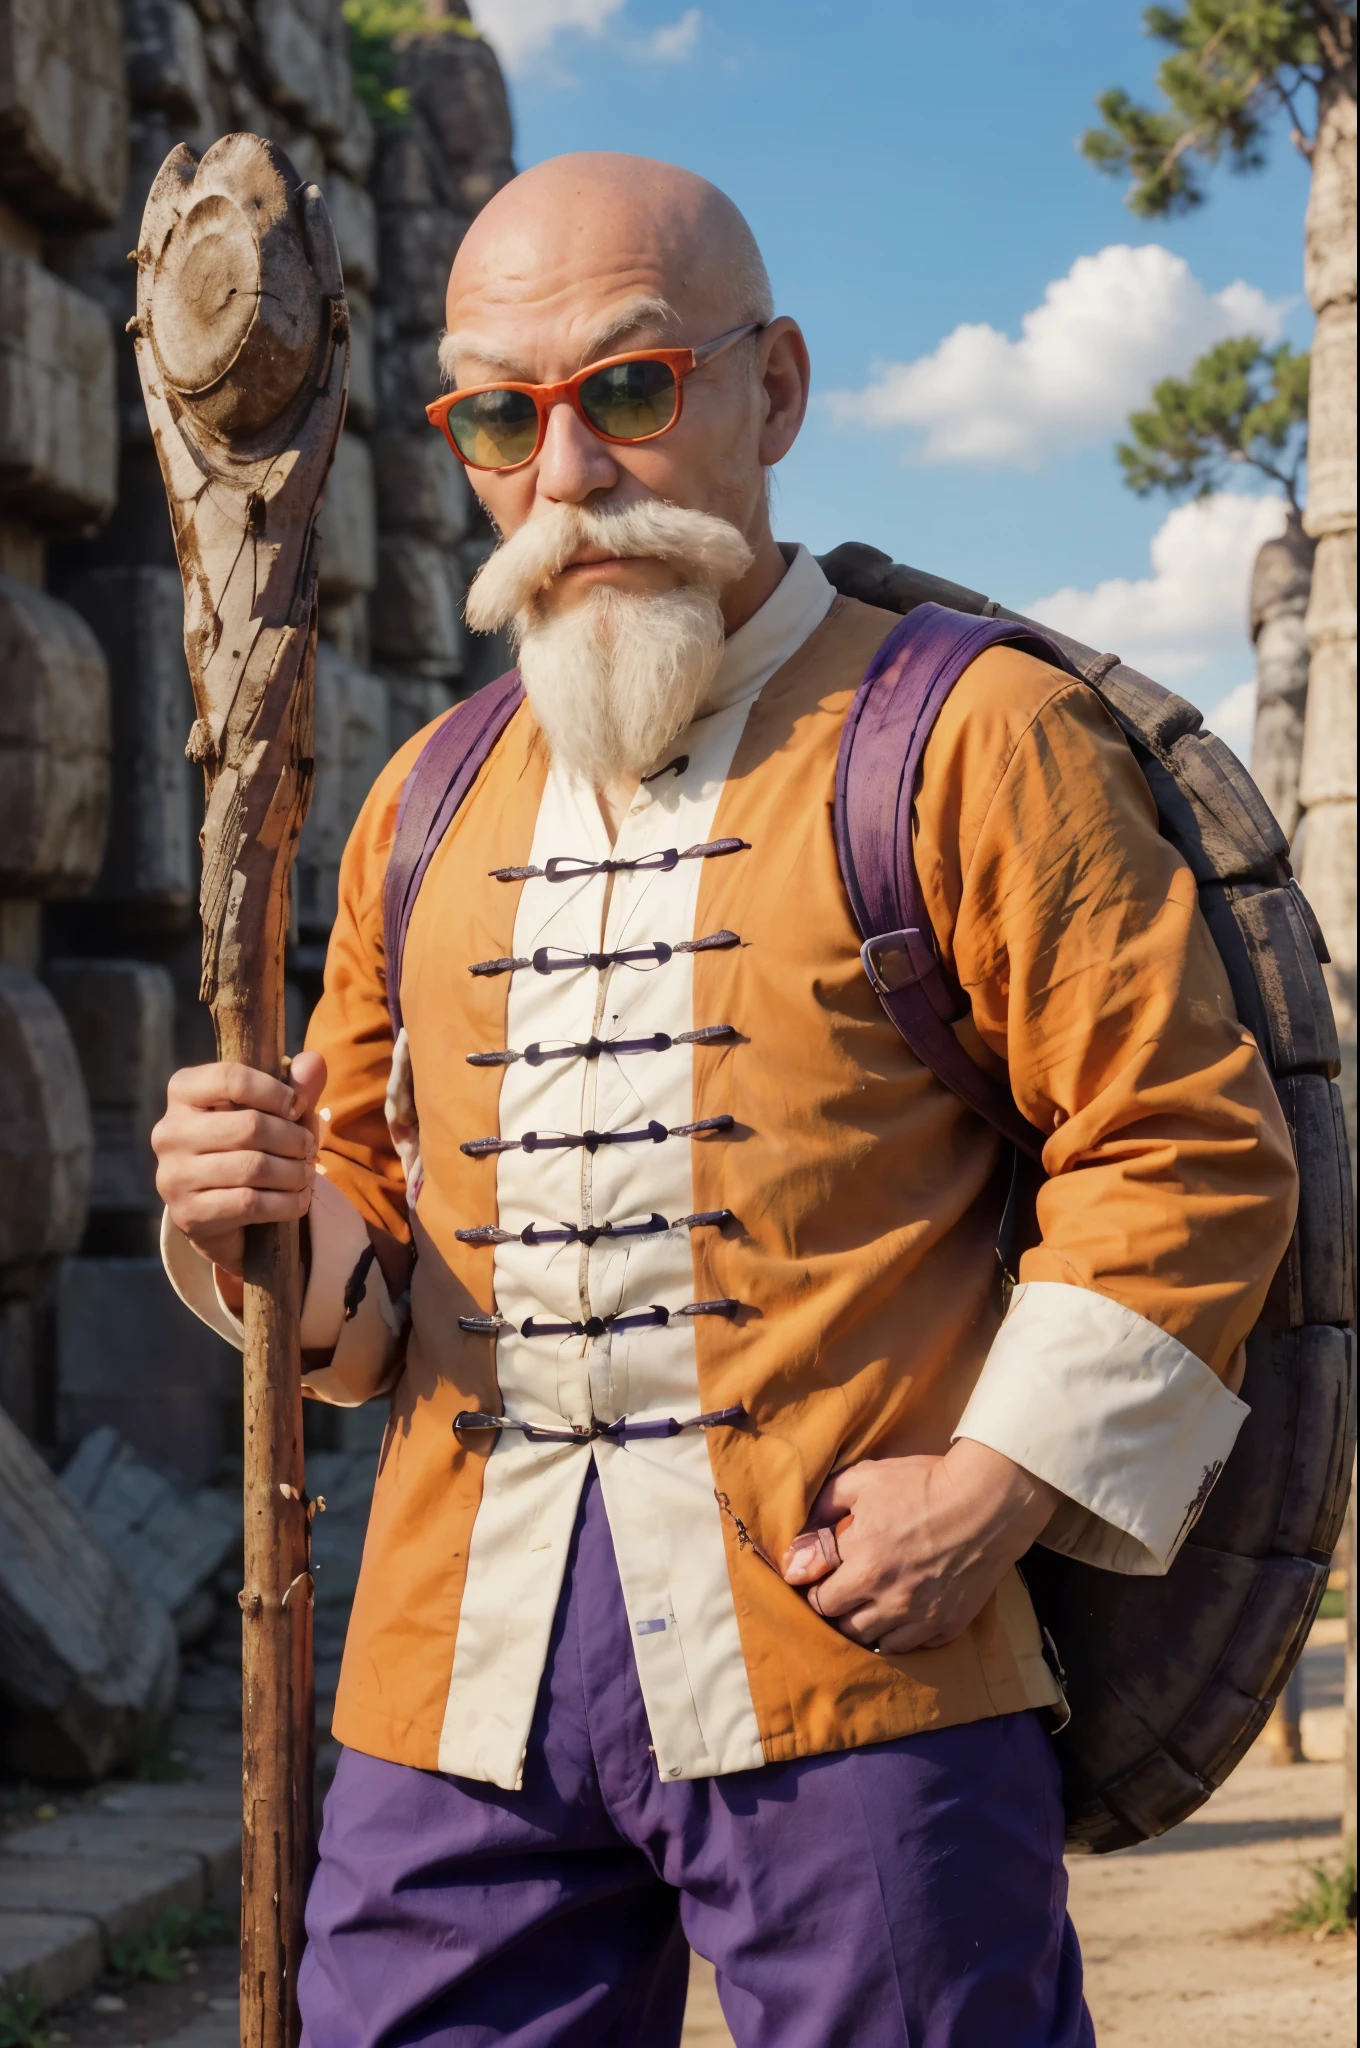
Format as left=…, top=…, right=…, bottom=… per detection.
left=465, top=499, right=754, bottom=635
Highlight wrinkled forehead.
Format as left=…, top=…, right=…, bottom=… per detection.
left=444, top=194, right=736, bottom=384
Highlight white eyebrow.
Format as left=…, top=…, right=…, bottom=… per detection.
left=438, top=294, right=680, bottom=387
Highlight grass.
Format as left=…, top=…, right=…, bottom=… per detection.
left=1317, top=1585, right=1345, bottom=1621
left=106, top=1906, right=234, bottom=1984
left=1280, top=1848, right=1357, bottom=1938
left=0, top=1989, right=49, bottom=2048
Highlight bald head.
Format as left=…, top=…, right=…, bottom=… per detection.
left=436, top=151, right=810, bottom=651
left=442, top=153, right=771, bottom=381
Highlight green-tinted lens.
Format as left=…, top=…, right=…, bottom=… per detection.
left=578, top=359, right=678, bottom=441
left=446, top=388, right=540, bottom=468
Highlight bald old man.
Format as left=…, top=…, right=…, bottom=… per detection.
left=154, top=155, right=1297, bottom=2047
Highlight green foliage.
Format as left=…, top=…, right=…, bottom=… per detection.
left=106, top=1906, right=234, bottom=1984
left=1117, top=336, right=1309, bottom=509
left=342, top=1, right=481, bottom=125
left=1279, top=1846, right=1358, bottom=1935
left=0, top=1991, right=48, bottom=2048
left=1081, top=1, right=1353, bottom=216
left=1318, top=1583, right=1345, bottom=1618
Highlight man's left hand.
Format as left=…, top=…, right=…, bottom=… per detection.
left=780, top=1440, right=1059, bottom=1655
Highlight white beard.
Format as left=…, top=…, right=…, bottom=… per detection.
left=516, top=581, right=728, bottom=787
left=464, top=499, right=754, bottom=784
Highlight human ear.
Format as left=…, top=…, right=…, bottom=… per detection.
left=755, top=317, right=810, bottom=468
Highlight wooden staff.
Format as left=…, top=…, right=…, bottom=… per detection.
left=132, top=134, right=349, bottom=2048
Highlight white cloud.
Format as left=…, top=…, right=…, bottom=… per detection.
left=649, top=8, right=701, bottom=58
left=473, top=0, right=627, bottom=71
left=1025, top=491, right=1287, bottom=681
left=1201, top=679, right=1257, bottom=765
left=473, top=0, right=699, bottom=71
left=826, top=245, right=1288, bottom=468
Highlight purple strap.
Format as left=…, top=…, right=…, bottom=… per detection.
left=834, top=603, right=1082, bottom=1163
left=382, top=669, right=526, bottom=1038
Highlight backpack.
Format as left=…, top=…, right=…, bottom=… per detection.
left=381, top=544, right=1356, bottom=1853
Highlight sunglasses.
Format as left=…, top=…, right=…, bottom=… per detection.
left=426, top=322, right=763, bottom=473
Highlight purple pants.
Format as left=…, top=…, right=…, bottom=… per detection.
left=301, top=1466, right=1092, bottom=2047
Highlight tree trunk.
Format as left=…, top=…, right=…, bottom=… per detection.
left=132, top=134, right=348, bottom=2048
left=1297, top=54, right=1357, bottom=1853
left=1249, top=510, right=1314, bottom=842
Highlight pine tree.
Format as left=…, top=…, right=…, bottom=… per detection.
left=1117, top=338, right=1313, bottom=833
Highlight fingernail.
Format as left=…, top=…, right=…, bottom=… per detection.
left=781, top=1533, right=821, bottom=1578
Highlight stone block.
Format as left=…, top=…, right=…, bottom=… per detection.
left=60, top=1426, right=241, bottom=1613
left=1303, top=300, right=1357, bottom=540
left=377, top=204, right=467, bottom=334
left=0, top=966, right=92, bottom=1267
left=317, top=431, right=377, bottom=602
left=95, top=1773, right=239, bottom=1818
left=256, top=0, right=354, bottom=142
left=346, top=288, right=375, bottom=435
left=371, top=534, right=466, bottom=679
left=0, top=1851, right=204, bottom=1938
left=0, top=0, right=129, bottom=227
left=375, top=330, right=442, bottom=436
left=296, top=646, right=390, bottom=932
left=0, top=254, right=117, bottom=531
left=46, top=963, right=175, bottom=1215
left=0, top=575, right=110, bottom=894
left=326, top=169, right=378, bottom=295
left=56, top=1260, right=237, bottom=1485
left=6, top=1806, right=240, bottom=1902
left=0, top=1909, right=101, bottom=2008
left=373, top=432, right=473, bottom=548
left=63, top=565, right=197, bottom=911
left=0, top=1400, right=178, bottom=1781
left=386, top=674, right=456, bottom=752
left=275, top=123, right=324, bottom=190
left=325, top=91, right=374, bottom=184
left=462, top=621, right=515, bottom=698
left=317, top=590, right=369, bottom=668
left=392, top=28, right=514, bottom=213
left=123, top=0, right=214, bottom=139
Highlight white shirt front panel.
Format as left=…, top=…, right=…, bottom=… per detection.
left=437, top=547, right=836, bottom=1786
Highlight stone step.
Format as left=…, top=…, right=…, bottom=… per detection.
left=0, top=1910, right=101, bottom=2011
left=2, top=1805, right=241, bottom=1905
left=0, top=1851, right=204, bottom=1938
left=0, top=1780, right=243, bottom=2014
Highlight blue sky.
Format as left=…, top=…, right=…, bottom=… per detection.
left=471, top=0, right=1316, bottom=746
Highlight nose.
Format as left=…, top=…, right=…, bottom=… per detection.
left=534, top=398, right=619, bottom=506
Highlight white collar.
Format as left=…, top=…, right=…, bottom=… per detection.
left=703, top=543, right=836, bottom=718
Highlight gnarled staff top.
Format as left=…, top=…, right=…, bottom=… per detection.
left=132, top=133, right=348, bottom=1048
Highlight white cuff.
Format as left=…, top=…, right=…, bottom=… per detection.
left=159, top=1183, right=403, bottom=1408
left=954, top=1280, right=1248, bottom=1576
left=160, top=1208, right=245, bottom=1349
left=300, top=1172, right=374, bottom=1350
left=300, top=1242, right=404, bottom=1409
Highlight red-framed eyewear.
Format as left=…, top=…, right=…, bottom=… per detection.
left=426, top=322, right=763, bottom=473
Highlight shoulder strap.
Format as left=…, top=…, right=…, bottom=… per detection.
left=834, top=602, right=1082, bottom=1163
left=381, top=669, right=526, bottom=1038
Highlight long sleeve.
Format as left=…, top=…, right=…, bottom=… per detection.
left=161, top=725, right=438, bottom=1406
left=914, top=645, right=1298, bottom=1571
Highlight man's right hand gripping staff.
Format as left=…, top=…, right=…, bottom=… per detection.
left=154, top=1051, right=406, bottom=1404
